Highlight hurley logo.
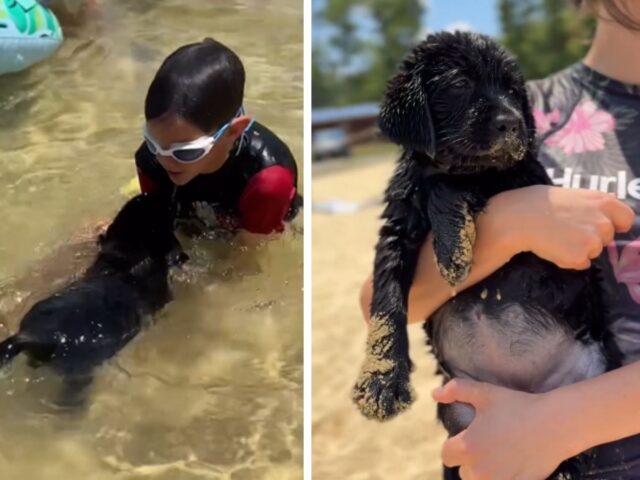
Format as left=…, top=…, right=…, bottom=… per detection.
left=546, top=168, right=640, bottom=201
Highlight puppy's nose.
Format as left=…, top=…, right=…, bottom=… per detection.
left=494, top=112, right=520, bottom=134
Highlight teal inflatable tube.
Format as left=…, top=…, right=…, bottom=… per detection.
left=0, top=0, right=63, bottom=75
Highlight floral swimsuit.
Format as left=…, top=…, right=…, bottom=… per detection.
left=528, top=62, right=640, bottom=478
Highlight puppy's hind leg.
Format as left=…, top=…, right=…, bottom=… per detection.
left=0, top=335, right=24, bottom=369
left=353, top=194, right=427, bottom=421
left=54, top=373, right=94, bottom=411
left=443, top=466, right=461, bottom=480
left=353, top=317, right=415, bottom=420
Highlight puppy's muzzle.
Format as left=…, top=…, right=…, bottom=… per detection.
left=489, top=110, right=526, bottom=160
left=493, top=110, right=520, bottom=136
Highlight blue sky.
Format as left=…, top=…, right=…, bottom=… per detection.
left=427, top=0, right=499, bottom=36
left=314, top=0, right=501, bottom=68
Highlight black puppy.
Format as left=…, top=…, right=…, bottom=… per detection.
left=352, top=31, right=618, bottom=441
left=0, top=192, right=187, bottom=406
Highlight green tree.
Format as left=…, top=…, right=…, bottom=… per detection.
left=313, top=0, right=425, bottom=107
left=312, top=45, right=336, bottom=108
left=499, top=0, right=595, bottom=80
left=313, top=0, right=594, bottom=108
left=355, top=0, right=423, bottom=97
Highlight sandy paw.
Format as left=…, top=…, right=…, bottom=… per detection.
left=436, top=256, right=472, bottom=287
left=352, top=358, right=415, bottom=421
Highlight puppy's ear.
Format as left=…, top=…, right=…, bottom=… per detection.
left=379, top=71, right=436, bottom=157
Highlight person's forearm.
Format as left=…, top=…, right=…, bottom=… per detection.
left=542, top=361, right=640, bottom=459
left=361, top=185, right=635, bottom=324
left=406, top=212, right=516, bottom=322
left=360, top=203, right=518, bottom=324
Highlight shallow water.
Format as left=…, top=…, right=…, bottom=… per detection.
left=0, top=1, right=302, bottom=478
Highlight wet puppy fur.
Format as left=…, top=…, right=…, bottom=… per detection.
left=352, top=32, right=621, bottom=479
left=0, top=192, right=187, bottom=408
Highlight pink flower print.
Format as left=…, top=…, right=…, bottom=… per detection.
left=533, top=108, right=561, bottom=135
left=608, top=238, right=640, bottom=304
left=544, top=100, right=616, bottom=155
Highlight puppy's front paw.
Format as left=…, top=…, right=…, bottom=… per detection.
left=352, top=356, right=414, bottom=421
left=436, top=255, right=471, bottom=287
left=434, top=208, right=477, bottom=286
left=352, top=318, right=415, bottom=420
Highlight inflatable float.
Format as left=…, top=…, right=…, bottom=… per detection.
left=0, top=0, right=63, bottom=75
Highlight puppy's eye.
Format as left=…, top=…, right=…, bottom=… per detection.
left=450, top=78, right=472, bottom=91
left=508, top=87, right=518, bottom=96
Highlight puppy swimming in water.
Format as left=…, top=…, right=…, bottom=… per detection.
left=0, top=192, right=187, bottom=407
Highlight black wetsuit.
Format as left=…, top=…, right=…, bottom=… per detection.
left=135, top=121, right=302, bottom=235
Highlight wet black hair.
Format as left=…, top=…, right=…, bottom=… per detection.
left=144, top=38, right=246, bottom=133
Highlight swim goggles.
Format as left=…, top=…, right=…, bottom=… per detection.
left=143, top=107, right=253, bottom=163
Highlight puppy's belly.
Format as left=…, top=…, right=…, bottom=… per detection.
left=431, top=302, right=606, bottom=434
left=430, top=302, right=606, bottom=393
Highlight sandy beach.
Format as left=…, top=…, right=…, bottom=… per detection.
left=312, top=154, right=447, bottom=480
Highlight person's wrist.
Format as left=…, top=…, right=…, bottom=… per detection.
left=479, top=190, right=528, bottom=261
left=536, top=389, right=590, bottom=461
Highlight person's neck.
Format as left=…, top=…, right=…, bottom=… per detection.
left=584, top=20, right=640, bottom=85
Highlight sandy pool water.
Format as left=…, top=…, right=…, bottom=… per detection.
left=0, top=1, right=302, bottom=478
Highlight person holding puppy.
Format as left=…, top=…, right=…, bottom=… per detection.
left=360, top=0, right=640, bottom=478
left=135, top=38, right=302, bottom=240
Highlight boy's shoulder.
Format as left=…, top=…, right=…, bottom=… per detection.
left=239, top=120, right=297, bottom=170
left=245, top=121, right=290, bottom=150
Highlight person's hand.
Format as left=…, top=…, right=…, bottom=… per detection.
left=69, top=219, right=110, bottom=243
left=432, top=379, right=572, bottom=480
left=94, top=219, right=110, bottom=236
left=486, top=185, right=635, bottom=270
